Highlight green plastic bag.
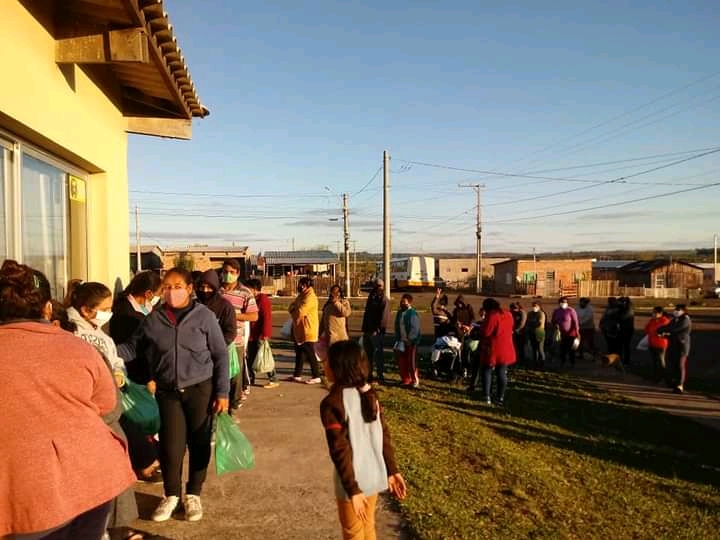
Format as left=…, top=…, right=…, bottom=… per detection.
left=121, top=380, right=161, bottom=435
left=252, top=340, right=275, bottom=374
left=215, top=413, right=255, bottom=475
left=228, top=342, right=240, bottom=379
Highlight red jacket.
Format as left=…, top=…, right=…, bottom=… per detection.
left=479, top=310, right=516, bottom=367
left=645, top=315, right=670, bottom=350
left=250, top=292, right=273, bottom=341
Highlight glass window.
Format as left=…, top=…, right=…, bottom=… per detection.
left=0, top=148, right=6, bottom=258
left=21, top=154, right=68, bottom=297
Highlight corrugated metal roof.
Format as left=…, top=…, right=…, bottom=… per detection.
left=592, top=260, right=636, bottom=269
left=620, top=259, right=703, bottom=272
left=264, top=250, right=339, bottom=265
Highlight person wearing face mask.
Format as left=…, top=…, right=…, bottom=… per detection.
left=220, top=259, right=259, bottom=409
left=394, top=294, right=422, bottom=387
left=64, top=280, right=144, bottom=540
left=117, top=267, right=229, bottom=523
left=551, top=296, right=580, bottom=367
left=109, top=271, right=162, bottom=385
left=288, top=276, right=322, bottom=384
left=195, top=270, right=237, bottom=346
left=525, top=301, right=547, bottom=369
left=657, top=304, right=692, bottom=394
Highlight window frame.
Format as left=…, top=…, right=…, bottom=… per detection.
left=0, top=127, right=89, bottom=296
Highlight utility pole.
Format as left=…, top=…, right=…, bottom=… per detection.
left=714, top=233, right=718, bottom=283
left=383, top=150, right=391, bottom=299
left=458, top=183, right=485, bottom=294
left=342, top=193, right=351, bottom=297
left=135, top=205, right=142, bottom=273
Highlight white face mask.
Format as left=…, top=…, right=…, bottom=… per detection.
left=532, top=306, right=540, bottom=312
left=560, top=303, right=569, bottom=310
left=672, top=310, right=682, bottom=318
left=93, top=310, right=113, bottom=326
left=150, top=296, right=161, bottom=307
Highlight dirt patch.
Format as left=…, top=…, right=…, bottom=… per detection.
left=130, top=351, right=406, bottom=539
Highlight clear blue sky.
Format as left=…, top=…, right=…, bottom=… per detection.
left=128, top=0, right=720, bottom=256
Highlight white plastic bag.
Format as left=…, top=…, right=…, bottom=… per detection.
left=393, top=340, right=405, bottom=353
left=636, top=335, right=649, bottom=351
left=252, top=340, right=275, bottom=374
left=280, top=319, right=293, bottom=340
left=571, top=337, right=581, bottom=350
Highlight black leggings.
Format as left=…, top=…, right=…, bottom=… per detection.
left=293, top=342, right=321, bottom=378
left=156, top=379, right=214, bottom=497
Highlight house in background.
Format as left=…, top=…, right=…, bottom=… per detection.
left=1, top=0, right=207, bottom=296
left=161, top=246, right=251, bottom=277
left=618, top=260, right=704, bottom=290
left=436, top=257, right=509, bottom=288
left=129, top=244, right=164, bottom=273
left=492, top=258, right=593, bottom=297
left=591, top=260, right=636, bottom=281
left=263, top=250, right=339, bottom=278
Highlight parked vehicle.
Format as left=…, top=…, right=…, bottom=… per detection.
left=376, top=256, right=436, bottom=290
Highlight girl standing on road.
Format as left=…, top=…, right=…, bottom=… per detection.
left=320, top=340, right=407, bottom=540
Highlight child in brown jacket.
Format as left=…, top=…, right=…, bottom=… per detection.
left=320, top=340, right=407, bottom=539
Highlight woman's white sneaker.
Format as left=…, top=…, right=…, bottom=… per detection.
left=184, top=494, right=203, bottom=522
left=151, top=495, right=179, bottom=522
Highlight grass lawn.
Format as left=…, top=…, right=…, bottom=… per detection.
left=379, top=368, right=720, bottom=540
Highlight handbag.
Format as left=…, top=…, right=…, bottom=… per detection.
left=252, top=340, right=275, bottom=374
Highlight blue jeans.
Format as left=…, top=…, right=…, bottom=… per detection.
left=482, top=365, right=508, bottom=403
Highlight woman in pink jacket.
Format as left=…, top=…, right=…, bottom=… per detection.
left=0, top=260, right=135, bottom=540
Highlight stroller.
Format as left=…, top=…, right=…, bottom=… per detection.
left=429, top=335, right=463, bottom=382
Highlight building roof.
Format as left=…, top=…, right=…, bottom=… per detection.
left=620, top=259, right=703, bottom=272
left=164, top=245, right=249, bottom=254
left=592, top=260, right=636, bottom=269
left=48, top=0, right=208, bottom=120
left=264, top=250, right=339, bottom=265
left=492, top=258, right=593, bottom=265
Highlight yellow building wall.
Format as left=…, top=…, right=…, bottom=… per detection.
left=0, top=2, right=130, bottom=288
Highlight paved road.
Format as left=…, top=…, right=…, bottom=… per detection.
left=130, top=350, right=404, bottom=540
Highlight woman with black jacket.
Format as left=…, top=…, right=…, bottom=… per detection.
left=658, top=304, right=692, bottom=394
left=118, top=267, right=229, bottom=524
left=195, top=269, right=237, bottom=345
left=110, top=271, right=162, bottom=384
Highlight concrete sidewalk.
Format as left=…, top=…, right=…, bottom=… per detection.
left=130, top=351, right=404, bottom=540
left=571, top=360, right=720, bottom=431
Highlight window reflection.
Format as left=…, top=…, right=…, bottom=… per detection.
left=21, top=154, right=67, bottom=297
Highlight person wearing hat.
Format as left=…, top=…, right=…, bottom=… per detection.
left=361, top=279, right=391, bottom=384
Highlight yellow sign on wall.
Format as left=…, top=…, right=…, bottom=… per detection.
left=69, top=175, right=86, bottom=203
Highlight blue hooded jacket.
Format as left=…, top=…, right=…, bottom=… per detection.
left=118, top=301, right=229, bottom=397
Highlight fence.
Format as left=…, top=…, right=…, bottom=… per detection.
left=577, top=280, right=683, bottom=298
left=261, top=275, right=364, bottom=297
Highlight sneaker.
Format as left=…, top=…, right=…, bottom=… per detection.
left=242, top=388, right=251, bottom=396
left=285, top=376, right=304, bottom=382
left=412, top=381, right=420, bottom=388
left=152, top=495, right=179, bottom=522
left=674, top=385, right=684, bottom=394
left=264, top=381, right=280, bottom=389
left=305, top=377, right=322, bottom=385
left=184, top=494, right=203, bottom=522
left=484, top=397, right=492, bottom=405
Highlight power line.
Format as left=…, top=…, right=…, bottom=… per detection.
left=505, top=70, right=720, bottom=170
left=463, top=147, right=720, bottom=208
left=352, top=167, right=382, bottom=196
left=486, top=181, right=720, bottom=225
left=395, top=145, right=720, bottom=186
left=129, top=190, right=328, bottom=199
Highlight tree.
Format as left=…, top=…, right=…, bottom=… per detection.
left=173, top=252, right=195, bottom=272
